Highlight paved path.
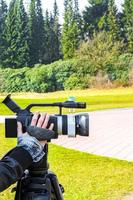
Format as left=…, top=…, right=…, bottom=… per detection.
left=1, top=108, right=133, bottom=162
left=52, top=108, right=133, bottom=162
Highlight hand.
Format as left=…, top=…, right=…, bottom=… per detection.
left=17, top=112, right=54, bottom=146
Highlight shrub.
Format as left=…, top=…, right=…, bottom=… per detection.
left=64, top=74, right=89, bottom=90
left=107, top=53, right=133, bottom=86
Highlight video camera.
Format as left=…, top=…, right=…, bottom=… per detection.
left=2, top=94, right=89, bottom=139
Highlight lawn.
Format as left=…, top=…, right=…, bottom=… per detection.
left=0, top=87, right=133, bottom=115
left=0, top=124, right=133, bottom=200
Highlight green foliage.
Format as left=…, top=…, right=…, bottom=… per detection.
left=122, top=0, right=133, bottom=53
left=43, top=5, right=61, bottom=64
left=107, top=0, right=121, bottom=42
left=61, top=0, right=81, bottom=59
left=0, top=0, right=7, bottom=64
left=77, top=31, right=123, bottom=74
left=64, top=73, right=89, bottom=90
left=29, top=0, right=45, bottom=65
left=1, top=0, right=29, bottom=68
left=15, top=0, right=30, bottom=67
left=83, top=0, right=109, bottom=38
left=3, top=0, right=18, bottom=68
left=108, top=53, right=133, bottom=86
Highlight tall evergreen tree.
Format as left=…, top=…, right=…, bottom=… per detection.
left=29, top=0, right=45, bottom=65
left=123, top=0, right=133, bottom=53
left=62, top=0, right=80, bottom=59
left=15, top=0, right=30, bottom=67
left=73, top=0, right=83, bottom=40
left=3, top=0, right=18, bottom=68
left=51, top=0, right=61, bottom=61
left=43, top=10, right=51, bottom=63
left=83, top=0, right=109, bottom=38
left=35, top=0, right=45, bottom=62
left=0, top=0, right=7, bottom=65
left=107, top=0, right=121, bottom=42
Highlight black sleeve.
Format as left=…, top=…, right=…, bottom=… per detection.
left=0, top=147, right=33, bottom=192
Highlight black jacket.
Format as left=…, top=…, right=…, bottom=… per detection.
left=0, top=147, right=33, bottom=192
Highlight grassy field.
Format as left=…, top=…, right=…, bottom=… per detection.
left=0, top=87, right=133, bottom=115
left=0, top=124, right=133, bottom=200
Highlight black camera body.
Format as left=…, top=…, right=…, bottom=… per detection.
left=2, top=94, right=89, bottom=139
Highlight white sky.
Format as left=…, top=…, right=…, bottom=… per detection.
left=6, top=0, right=124, bottom=23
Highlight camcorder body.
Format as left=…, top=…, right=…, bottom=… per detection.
left=2, top=95, right=89, bottom=140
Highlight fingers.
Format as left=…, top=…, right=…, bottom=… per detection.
left=31, top=112, right=54, bottom=130
left=31, top=112, right=40, bottom=126
left=49, top=123, right=54, bottom=130
left=41, top=114, right=50, bottom=129
left=37, top=113, right=46, bottom=128
left=17, top=122, right=23, bottom=137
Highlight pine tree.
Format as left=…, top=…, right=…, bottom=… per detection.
left=15, top=0, right=30, bottom=67
left=29, top=0, right=37, bottom=65
left=29, top=0, right=45, bottom=65
left=43, top=10, right=51, bottom=63
left=52, top=0, right=61, bottom=61
left=62, top=0, right=80, bottom=59
left=0, top=0, right=7, bottom=66
left=73, top=0, right=83, bottom=40
left=123, top=0, right=133, bottom=53
left=107, top=0, right=121, bottom=42
left=83, top=0, right=109, bottom=38
left=35, top=0, right=45, bottom=62
left=3, top=0, right=18, bottom=68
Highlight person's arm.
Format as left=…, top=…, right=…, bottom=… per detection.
left=0, top=113, right=54, bottom=192
left=0, top=147, right=33, bottom=192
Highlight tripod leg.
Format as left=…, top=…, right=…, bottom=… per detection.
left=47, top=171, right=64, bottom=200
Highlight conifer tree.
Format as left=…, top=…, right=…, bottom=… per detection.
left=107, top=0, right=121, bottom=42
left=0, top=0, right=7, bottom=65
left=29, top=0, right=38, bottom=65
left=123, top=0, right=133, bottom=53
left=3, top=0, right=18, bottom=68
left=62, top=0, right=80, bottom=59
left=29, top=0, right=45, bottom=65
left=83, top=0, right=109, bottom=38
left=35, top=0, right=45, bottom=62
left=52, top=0, right=61, bottom=61
left=73, top=0, right=83, bottom=40
left=43, top=10, right=51, bottom=63
left=15, top=0, right=30, bottom=67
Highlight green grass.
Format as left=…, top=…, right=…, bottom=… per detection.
left=0, top=124, right=133, bottom=200
left=0, top=87, right=133, bottom=115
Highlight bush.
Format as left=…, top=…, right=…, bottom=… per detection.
left=107, top=53, right=133, bottom=86
left=64, top=74, right=89, bottom=90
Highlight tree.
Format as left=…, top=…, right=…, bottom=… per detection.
left=35, top=0, right=45, bottom=62
left=43, top=1, right=61, bottom=63
left=62, top=0, right=80, bottom=59
left=123, top=0, right=133, bottom=53
left=42, top=10, right=52, bottom=63
left=15, top=0, right=30, bottom=67
left=52, top=0, right=61, bottom=60
left=83, top=0, right=109, bottom=38
left=76, top=31, right=124, bottom=76
left=3, top=0, right=18, bottom=68
left=107, top=0, right=121, bottom=42
left=0, top=0, right=7, bottom=66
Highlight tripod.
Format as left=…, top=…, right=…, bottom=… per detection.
left=14, top=144, right=64, bottom=200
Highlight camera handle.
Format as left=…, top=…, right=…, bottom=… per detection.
left=14, top=144, right=64, bottom=200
